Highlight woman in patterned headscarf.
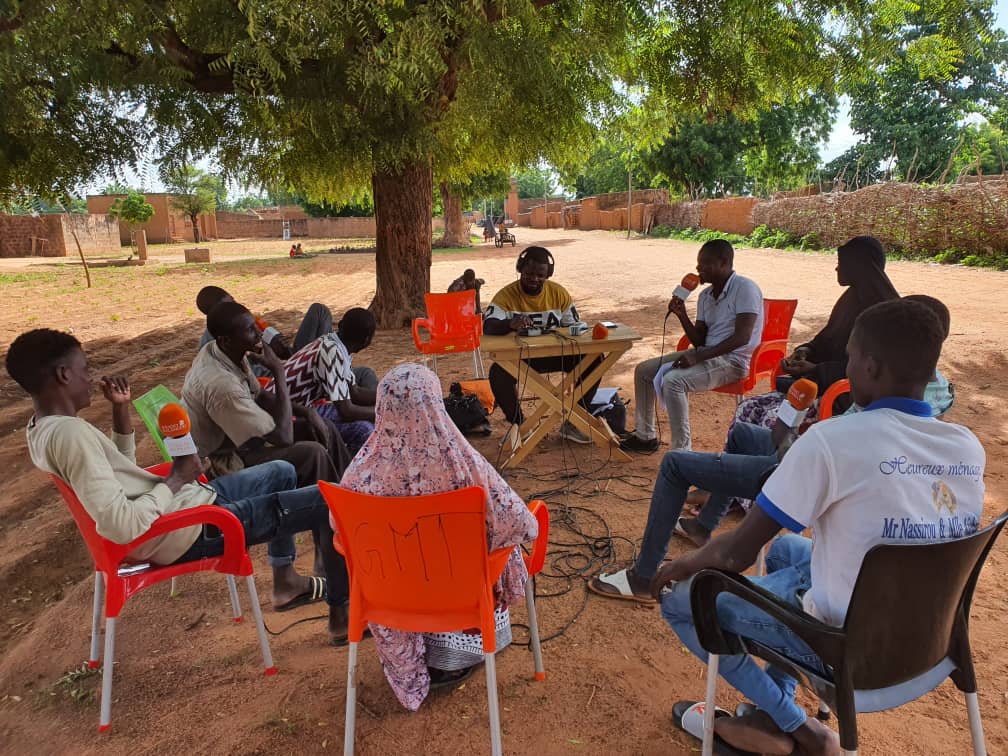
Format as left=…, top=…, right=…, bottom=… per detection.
left=339, top=363, right=538, bottom=710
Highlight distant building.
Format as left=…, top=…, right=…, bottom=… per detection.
left=85, top=193, right=218, bottom=245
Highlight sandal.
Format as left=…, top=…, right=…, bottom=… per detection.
left=587, top=569, right=656, bottom=604
left=671, top=700, right=757, bottom=756
left=274, top=575, right=327, bottom=612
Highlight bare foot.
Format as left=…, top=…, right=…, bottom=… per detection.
left=271, top=574, right=314, bottom=607
left=685, top=488, right=711, bottom=514
left=714, top=711, right=795, bottom=755
left=677, top=517, right=712, bottom=548
left=791, top=717, right=841, bottom=755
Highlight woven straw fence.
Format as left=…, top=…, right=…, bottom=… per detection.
left=752, top=180, right=1008, bottom=255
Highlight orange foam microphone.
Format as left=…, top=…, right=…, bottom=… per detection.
left=672, top=273, right=701, bottom=302
left=776, top=378, right=818, bottom=429
left=254, top=316, right=281, bottom=346
left=158, top=402, right=199, bottom=458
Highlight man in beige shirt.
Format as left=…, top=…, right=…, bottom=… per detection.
left=8, top=328, right=352, bottom=644
left=182, top=300, right=349, bottom=487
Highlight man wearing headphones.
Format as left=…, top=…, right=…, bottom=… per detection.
left=484, top=246, right=601, bottom=448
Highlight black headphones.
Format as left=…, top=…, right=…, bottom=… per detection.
left=516, top=246, right=555, bottom=277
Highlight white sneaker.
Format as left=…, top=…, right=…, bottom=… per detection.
left=502, top=424, right=522, bottom=452
left=559, top=421, right=592, bottom=445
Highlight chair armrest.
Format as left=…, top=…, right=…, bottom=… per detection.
left=411, top=317, right=432, bottom=347
left=144, top=462, right=208, bottom=485
left=523, top=500, right=550, bottom=575
left=690, top=569, right=846, bottom=669
left=124, top=505, right=248, bottom=567
left=676, top=334, right=691, bottom=352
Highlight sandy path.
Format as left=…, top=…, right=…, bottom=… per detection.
left=0, top=227, right=1003, bottom=755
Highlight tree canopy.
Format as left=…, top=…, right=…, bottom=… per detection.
left=0, top=0, right=992, bottom=323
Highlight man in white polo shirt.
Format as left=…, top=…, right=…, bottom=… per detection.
left=623, top=239, right=764, bottom=452
left=651, top=298, right=985, bottom=755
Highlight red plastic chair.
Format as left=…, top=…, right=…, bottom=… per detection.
left=49, top=462, right=275, bottom=732
left=411, top=290, right=486, bottom=378
left=818, top=378, right=851, bottom=421
left=677, top=298, right=798, bottom=403
left=318, top=482, right=549, bottom=756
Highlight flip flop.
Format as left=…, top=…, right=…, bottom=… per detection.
left=587, top=569, right=656, bottom=604
left=274, top=575, right=328, bottom=612
left=671, top=700, right=758, bottom=756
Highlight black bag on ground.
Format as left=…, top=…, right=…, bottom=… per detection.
left=589, top=391, right=628, bottom=435
left=445, top=382, right=492, bottom=436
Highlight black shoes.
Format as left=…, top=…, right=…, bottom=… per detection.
left=620, top=434, right=660, bottom=453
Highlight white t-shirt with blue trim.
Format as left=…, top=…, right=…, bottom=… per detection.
left=758, top=397, right=985, bottom=626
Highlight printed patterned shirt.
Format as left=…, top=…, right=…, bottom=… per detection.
left=272, top=333, right=355, bottom=406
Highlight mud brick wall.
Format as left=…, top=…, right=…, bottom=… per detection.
left=701, top=197, right=760, bottom=236
left=59, top=214, right=121, bottom=256
left=0, top=213, right=119, bottom=258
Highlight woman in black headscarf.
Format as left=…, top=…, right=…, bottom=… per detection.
left=734, top=235, right=899, bottom=427
left=779, top=235, right=899, bottom=389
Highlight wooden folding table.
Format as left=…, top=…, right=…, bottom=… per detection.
left=481, top=325, right=642, bottom=468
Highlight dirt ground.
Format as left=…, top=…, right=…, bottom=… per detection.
left=0, top=227, right=1004, bottom=755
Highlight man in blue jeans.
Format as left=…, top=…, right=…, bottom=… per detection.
left=588, top=419, right=776, bottom=603
left=9, top=328, right=350, bottom=645
left=648, top=298, right=985, bottom=754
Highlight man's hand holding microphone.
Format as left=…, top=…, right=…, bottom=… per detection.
left=157, top=403, right=209, bottom=493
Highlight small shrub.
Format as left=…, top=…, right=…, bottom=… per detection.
left=799, top=233, right=823, bottom=250
left=933, top=249, right=965, bottom=265
left=650, top=225, right=674, bottom=238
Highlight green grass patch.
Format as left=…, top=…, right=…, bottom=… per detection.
left=0, top=271, right=59, bottom=284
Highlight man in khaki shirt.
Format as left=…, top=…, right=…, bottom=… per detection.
left=182, top=301, right=350, bottom=487
left=8, top=328, right=352, bottom=644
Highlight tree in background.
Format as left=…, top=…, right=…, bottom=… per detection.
left=516, top=168, right=558, bottom=200
left=562, top=142, right=633, bottom=198
left=163, top=165, right=220, bottom=243
left=952, top=121, right=1008, bottom=177
left=107, top=189, right=155, bottom=258
left=1, top=0, right=987, bottom=322
left=829, top=2, right=1008, bottom=184
left=440, top=171, right=510, bottom=246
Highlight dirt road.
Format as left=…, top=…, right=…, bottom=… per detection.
left=0, top=227, right=1003, bottom=754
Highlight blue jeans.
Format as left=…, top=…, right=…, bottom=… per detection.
left=695, top=422, right=778, bottom=533
left=661, top=535, right=825, bottom=733
left=633, top=422, right=778, bottom=579
left=173, top=460, right=349, bottom=607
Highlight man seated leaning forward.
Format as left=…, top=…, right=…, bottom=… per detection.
left=645, top=299, right=983, bottom=755
left=6, top=329, right=352, bottom=644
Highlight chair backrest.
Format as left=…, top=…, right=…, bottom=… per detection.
left=424, top=290, right=478, bottom=333
left=319, top=482, right=502, bottom=642
left=842, top=510, right=1008, bottom=691
left=132, top=384, right=181, bottom=462
left=50, top=474, right=130, bottom=574
left=762, top=298, right=798, bottom=342
left=818, top=379, right=851, bottom=420
left=677, top=298, right=797, bottom=352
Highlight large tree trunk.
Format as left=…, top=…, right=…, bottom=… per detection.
left=370, top=160, right=433, bottom=328
left=439, top=181, right=470, bottom=247
left=190, top=213, right=201, bottom=243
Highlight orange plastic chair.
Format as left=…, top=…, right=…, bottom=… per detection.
left=318, top=482, right=549, bottom=756
left=49, top=462, right=275, bottom=732
left=818, top=378, right=851, bottom=420
left=677, top=298, right=798, bottom=403
left=411, top=290, right=486, bottom=379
